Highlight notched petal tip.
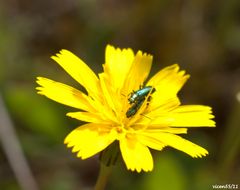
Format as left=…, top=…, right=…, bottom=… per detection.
left=36, top=77, right=46, bottom=86
left=106, top=44, right=117, bottom=52
left=64, top=140, right=69, bottom=145
left=77, top=151, right=83, bottom=158
left=128, top=164, right=153, bottom=173
left=36, top=76, right=42, bottom=82
left=59, top=49, right=70, bottom=54
left=136, top=50, right=153, bottom=59
left=66, top=112, right=74, bottom=118
left=170, top=63, right=180, bottom=71
left=106, top=44, right=134, bottom=55
left=35, top=86, right=41, bottom=91
left=65, top=142, right=74, bottom=148
left=205, top=119, right=216, bottom=127
left=192, top=149, right=208, bottom=158
left=64, top=140, right=84, bottom=159
left=190, top=146, right=209, bottom=158
left=51, top=49, right=70, bottom=58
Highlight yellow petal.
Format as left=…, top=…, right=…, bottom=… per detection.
left=147, top=64, right=189, bottom=110
left=135, top=97, right=180, bottom=126
left=36, top=77, right=95, bottom=112
left=86, top=93, right=119, bottom=123
left=149, top=133, right=208, bottom=158
left=120, top=134, right=153, bottom=172
left=51, top=49, right=101, bottom=101
left=173, top=105, right=214, bottom=127
left=99, top=73, right=122, bottom=116
left=104, top=45, right=134, bottom=92
left=122, top=51, right=153, bottom=96
left=145, top=105, right=215, bottom=127
left=67, top=112, right=110, bottom=124
left=149, top=96, right=180, bottom=113
left=132, top=128, right=187, bottom=151
left=137, top=133, right=166, bottom=151
left=147, top=64, right=189, bottom=90
left=144, top=127, right=188, bottom=134
left=64, top=123, right=116, bottom=159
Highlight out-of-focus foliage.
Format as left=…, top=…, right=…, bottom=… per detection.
left=0, top=0, right=239, bottom=190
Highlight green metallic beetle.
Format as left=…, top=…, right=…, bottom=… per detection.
left=126, top=86, right=155, bottom=118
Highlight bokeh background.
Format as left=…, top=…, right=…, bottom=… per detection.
left=0, top=0, right=240, bottom=190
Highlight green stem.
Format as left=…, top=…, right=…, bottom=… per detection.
left=94, top=163, right=112, bottom=190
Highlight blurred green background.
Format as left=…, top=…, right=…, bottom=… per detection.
left=0, top=0, right=239, bottom=190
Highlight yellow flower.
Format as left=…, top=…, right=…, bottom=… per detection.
left=36, top=45, right=215, bottom=172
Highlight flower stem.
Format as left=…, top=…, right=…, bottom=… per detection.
left=94, top=163, right=112, bottom=190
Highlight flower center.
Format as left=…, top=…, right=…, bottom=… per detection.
left=116, top=126, right=123, bottom=133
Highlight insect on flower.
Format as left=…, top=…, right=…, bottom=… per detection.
left=36, top=45, right=216, bottom=172
left=126, top=86, right=155, bottom=118
left=126, top=98, right=144, bottom=118
left=128, top=86, right=156, bottom=104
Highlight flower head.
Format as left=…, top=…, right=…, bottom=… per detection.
left=36, top=45, right=215, bottom=172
